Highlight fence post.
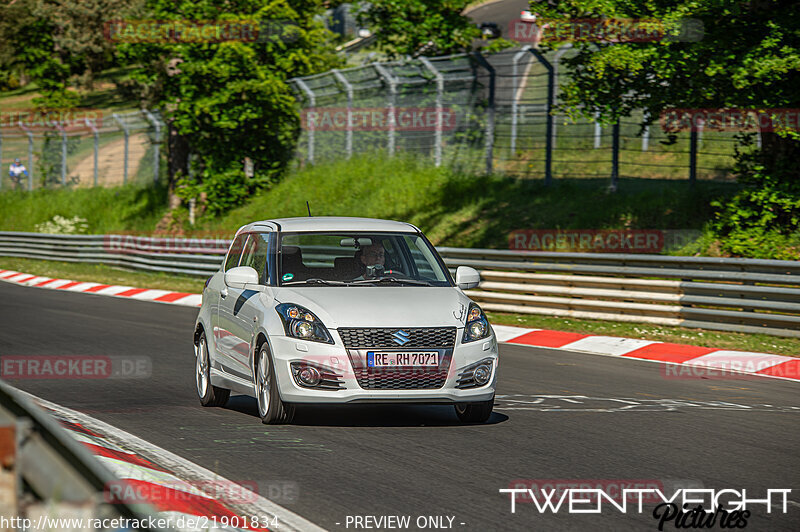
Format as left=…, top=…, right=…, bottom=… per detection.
left=689, top=128, right=698, bottom=184
left=471, top=52, right=496, bottom=175
left=18, top=121, right=34, bottom=191
left=112, top=113, right=129, bottom=184
left=142, top=110, right=161, bottom=183
left=551, top=45, right=572, bottom=150
left=642, top=111, right=650, bottom=152
left=610, top=119, right=620, bottom=192
left=292, top=78, right=316, bottom=164
left=529, top=49, right=553, bottom=184
left=594, top=112, right=602, bottom=148
left=373, top=64, right=397, bottom=157
left=331, top=70, right=354, bottom=159
left=419, top=57, right=444, bottom=166
left=510, top=45, right=531, bottom=156
left=84, top=118, right=99, bottom=187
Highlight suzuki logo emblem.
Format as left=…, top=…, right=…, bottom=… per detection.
left=392, top=329, right=411, bottom=346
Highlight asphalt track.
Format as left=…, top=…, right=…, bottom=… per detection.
left=1, top=280, right=798, bottom=531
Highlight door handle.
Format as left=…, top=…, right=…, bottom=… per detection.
left=220, top=288, right=228, bottom=299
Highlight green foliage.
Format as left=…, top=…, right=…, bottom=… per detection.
left=119, top=0, right=342, bottom=215
left=359, top=0, right=482, bottom=58
left=710, top=166, right=800, bottom=260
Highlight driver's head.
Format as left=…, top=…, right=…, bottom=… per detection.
left=360, top=242, right=385, bottom=267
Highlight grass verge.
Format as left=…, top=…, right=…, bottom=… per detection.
left=0, top=257, right=204, bottom=294
left=486, top=311, right=800, bottom=357
left=2, top=256, right=795, bottom=358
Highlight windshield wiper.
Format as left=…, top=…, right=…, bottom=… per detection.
left=282, top=278, right=348, bottom=286
left=350, top=277, right=432, bottom=286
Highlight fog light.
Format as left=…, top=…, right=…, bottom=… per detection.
left=473, top=364, right=491, bottom=385
left=297, top=366, right=321, bottom=386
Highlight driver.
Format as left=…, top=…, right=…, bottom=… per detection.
left=358, top=242, right=386, bottom=278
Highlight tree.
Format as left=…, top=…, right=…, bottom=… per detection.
left=359, top=0, right=482, bottom=58
left=535, top=0, right=800, bottom=257
left=118, top=0, right=342, bottom=217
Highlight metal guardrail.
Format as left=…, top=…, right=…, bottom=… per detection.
left=0, top=381, right=159, bottom=530
left=1, top=232, right=798, bottom=337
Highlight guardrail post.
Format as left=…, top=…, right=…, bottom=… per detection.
left=419, top=57, right=444, bottom=166
left=17, top=121, right=34, bottom=191
left=112, top=113, right=129, bottom=184
left=84, top=118, right=99, bottom=187
left=331, top=70, right=354, bottom=159
left=610, top=119, right=620, bottom=192
left=529, top=49, right=553, bottom=184
left=510, top=46, right=531, bottom=156
left=373, top=64, right=397, bottom=157
left=142, top=110, right=162, bottom=183
left=292, top=78, right=316, bottom=164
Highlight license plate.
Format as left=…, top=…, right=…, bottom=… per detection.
left=367, top=351, right=439, bottom=367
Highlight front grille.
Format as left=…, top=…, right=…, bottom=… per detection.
left=353, top=368, right=447, bottom=390
left=338, top=327, right=457, bottom=349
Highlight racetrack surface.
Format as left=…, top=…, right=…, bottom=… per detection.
left=1, top=281, right=798, bottom=531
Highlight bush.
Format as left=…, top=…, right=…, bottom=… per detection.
left=710, top=165, right=800, bottom=260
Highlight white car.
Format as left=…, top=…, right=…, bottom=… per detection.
left=193, top=217, right=498, bottom=424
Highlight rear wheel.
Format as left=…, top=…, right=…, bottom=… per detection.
left=196, top=332, right=230, bottom=407
left=256, top=344, right=295, bottom=424
left=454, top=396, right=494, bottom=423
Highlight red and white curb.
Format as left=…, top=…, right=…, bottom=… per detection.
left=493, top=325, right=800, bottom=383
left=23, top=391, right=325, bottom=532
left=0, top=269, right=202, bottom=307
left=3, top=266, right=797, bottom=383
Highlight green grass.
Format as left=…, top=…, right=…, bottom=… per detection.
left=0, top=183, right=167, bottom=234
left=486, top=311, right=800, bottom=357
left=0, top=256, right=205, bottom=293
left=0, top=153, right=736, bottom=251
left=201, top=153, right=735, bottom=249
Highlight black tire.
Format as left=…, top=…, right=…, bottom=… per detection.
left=454, top=396, right=494, bottom=423
left=196, top=332, right=230, bottom=407
left=255, top=344, right=295, bottom=424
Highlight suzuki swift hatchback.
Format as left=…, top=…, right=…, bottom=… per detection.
left=193, top=217, right=498, bottom=424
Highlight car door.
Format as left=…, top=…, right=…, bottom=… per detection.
left=213, top=233, right=248, bottom=374
left=218, top=232, right=272, bottom=382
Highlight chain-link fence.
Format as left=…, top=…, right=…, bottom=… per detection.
left=291, top=47, right=757, bottom=182
left=0, top=110, right=164, bottom=191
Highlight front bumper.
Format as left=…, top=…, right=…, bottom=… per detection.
left=270, top=331, right=498, bottom=404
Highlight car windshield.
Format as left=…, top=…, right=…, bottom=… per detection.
left=277, top=232, right=452, bottom=287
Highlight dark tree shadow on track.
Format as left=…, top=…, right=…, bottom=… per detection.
left=224, top=395, right=508, bottom=427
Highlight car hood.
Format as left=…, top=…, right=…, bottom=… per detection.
left=275, top=286, right=471, bottom=329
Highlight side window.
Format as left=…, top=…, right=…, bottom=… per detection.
left=224, top=234, right=247, bottom=272
left=240, top=233, right=270, bottom=284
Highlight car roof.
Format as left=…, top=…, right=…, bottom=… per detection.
left=238, top=216, right=419, bottom=234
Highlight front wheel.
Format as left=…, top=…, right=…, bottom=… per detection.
left=454, top=397, right=494, bottom=423
left=255, top=345, right=295, bottom=424
left=196, top=332, right=230, bottom=407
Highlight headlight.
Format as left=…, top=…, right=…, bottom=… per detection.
left=276, top=303, right=333, bottom=344
left=462, top=302, right=490, bottom=343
